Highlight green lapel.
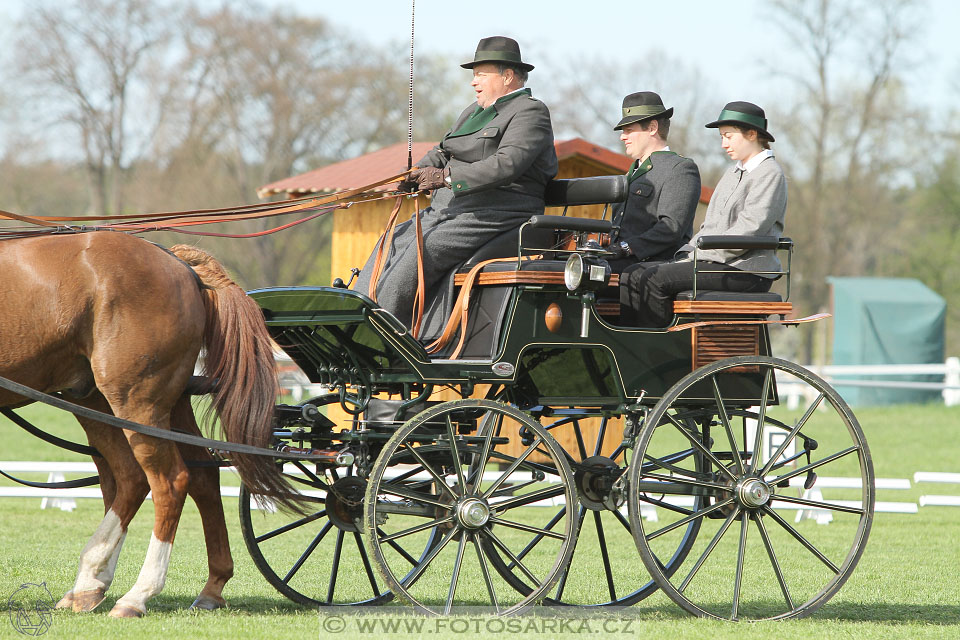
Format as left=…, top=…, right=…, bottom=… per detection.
left=446, top=88, right=532, bottom=139
left=627, top=150, right=676, bottom=183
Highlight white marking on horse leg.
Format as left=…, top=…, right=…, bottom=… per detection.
left=113, top=533, right=173, bottom=615
left=73, top=509, right=126, bottom=593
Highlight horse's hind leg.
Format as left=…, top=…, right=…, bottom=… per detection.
left=58, top=398, right=150, bottom=612
left=173, top=395, right=233, bottom=610
left=105, top=417, right=190, bottom=619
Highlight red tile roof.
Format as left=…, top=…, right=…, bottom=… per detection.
left=258, top=138, right=712, bottom=203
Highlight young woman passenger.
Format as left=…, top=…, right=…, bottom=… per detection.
left=618, top=101, right=787, bottom=327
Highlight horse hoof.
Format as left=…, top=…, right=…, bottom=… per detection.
left=108, top=604, right=145, bottom=619
left=71, top=588, right=106, bottom=613
left=190, top=595, right=226, bottom=610
left=55, top=591, right=74, bottom=609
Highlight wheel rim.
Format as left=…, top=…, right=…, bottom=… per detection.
left=365, top=399, right=578, bottom=615
left=627, top=357, right=874, bottom=621
left=484, top=411, right=701, bottom=607
left=239, top=394, right=434, bottom=607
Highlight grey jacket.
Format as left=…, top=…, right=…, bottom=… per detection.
left=681, top=155, right=787, bottom=278
left=611, top=151, right=700, bottom=262
left=419, top=88, right=558, bottom=214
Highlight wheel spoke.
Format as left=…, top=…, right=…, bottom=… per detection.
left=712, top=376, right=745, bottom=474
left=378, top=515, right=455, bottom=543
left=489, top=516, right=567, bottom=540
left=483, top=528, right=540, bottom=584
left=380, top=482, right=455, bottom=509
left=749, top=367, right=774, bottom=473
left=492, top=484, right=564, bottom=511
left=664, top=412, right=738, bottom=483
left=646, top=497, right=735, bottom=541
left=379, top=527, right=420, bottom=566
left=255, top=509, right=327, bottom=543
left=731, top=511, right=749, bottom=620
left=402, top=443, right=457, bottom=501
left=594, top=511, right=618, bottom=602
left=762, top=506, right=840, bottom=573
left=470, top=411, right=501, bottom=493
left=678, top=505, right=741, bottom=593
left=471, top=532, right=500, bottom=613
left=401, top=525, right=461, bottom=589
left=753, top=512, right=794, bottom=610
left=291, top=460, right=328, bottom=487
left=445, top=416, right=468, bottom=494
left=444, top=533, right=469, bottom=614
left=354, top=531, right=381, bottom=598
left=770, top=493, right=865, bottom=515
left=572, top=418, right=589, bottom=459
left=325, top=529, right=344, bottom=603
left=769, top=446, right=861, bottom=486
left=482, top=437, right=543, bottom=500
left=282, top=520, right=333, bottom=584
left=759, top=392, right=825, bottom=477
left=640, top=471, right=729, bottom=492
left=592, top=417, right=609, bottom=458
left=513, top=506, right=567, bottom=564
left=553, top=505, right=586, bottom=600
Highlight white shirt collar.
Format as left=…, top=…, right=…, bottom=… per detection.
left=736, top=148, right=774, bottom=173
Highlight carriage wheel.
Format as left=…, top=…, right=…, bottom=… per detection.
left=239, top=394, right=436, bottom=607
left=364, top=399, right=578, bottom=615
left=484, top=411, right=702, bottom=607
left=628, top=357, right=874, bottom=620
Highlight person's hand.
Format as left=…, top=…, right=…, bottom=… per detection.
left=412, top=166, right=450, bottom=191
left=397, top=177, right=419, bottom=193
left=606, top=241, right=632, bottom=260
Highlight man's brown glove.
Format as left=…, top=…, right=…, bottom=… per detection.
left=412, top=166, right=450, bottom=191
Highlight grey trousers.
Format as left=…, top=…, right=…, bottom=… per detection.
left=353, top=205, right=534, bottom=328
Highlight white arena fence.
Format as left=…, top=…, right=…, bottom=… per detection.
left=2, top=460, right=956, bottom=525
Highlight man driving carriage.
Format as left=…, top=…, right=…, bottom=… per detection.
left=354, top=36, right=557, bottom=333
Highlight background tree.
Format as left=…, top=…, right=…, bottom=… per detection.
left=765, top=0, right=926, bottom=360
left=13, top=0, right=178, bottom=216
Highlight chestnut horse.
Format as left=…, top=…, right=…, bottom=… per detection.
left=0, top=231, right=299, bottom=617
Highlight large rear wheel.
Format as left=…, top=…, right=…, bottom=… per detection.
left=628, top=356, right=874, bottom=620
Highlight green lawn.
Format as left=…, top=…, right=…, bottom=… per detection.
left=0, top=403, right=958, bottom=639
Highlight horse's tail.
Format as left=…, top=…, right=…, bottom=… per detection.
left=169, top=244, right=305, bottom=513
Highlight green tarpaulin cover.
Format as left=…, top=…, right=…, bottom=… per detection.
left=829, top=277, right=945, bottom=406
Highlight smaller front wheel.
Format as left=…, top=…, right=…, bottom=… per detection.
left=365, top=399, right=579, bottom=615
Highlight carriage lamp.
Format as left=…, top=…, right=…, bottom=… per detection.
left=564, top=253, right=611, bottom=292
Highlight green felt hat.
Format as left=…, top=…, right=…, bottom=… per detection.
left=461, top=36, right=534, bottom=72
left=613, top=91, right=673, bottom=131
left=705, top=101, right=775, bottom=142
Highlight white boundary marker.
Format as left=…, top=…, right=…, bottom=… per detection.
left=914, top=471, right=960, bottom=508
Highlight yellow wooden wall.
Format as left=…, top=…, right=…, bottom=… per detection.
left=323, top=157, right=626, bottom=459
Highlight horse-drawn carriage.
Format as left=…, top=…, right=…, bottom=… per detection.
left=233, top=175, right=874, bottom=620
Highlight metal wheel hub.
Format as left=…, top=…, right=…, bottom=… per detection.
left=327, top=476, right=366, bottom=531
left=456, top=497, right=491, bottom=529
left=736, top=477, right=772, bottom=508
left=575, top=455, right=623, bottom=511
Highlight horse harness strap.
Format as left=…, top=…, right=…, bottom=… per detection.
left=425, top=255, right=540, bottom=359
left=0, top=374, right=335, bottom=463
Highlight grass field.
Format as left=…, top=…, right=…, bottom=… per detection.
left=0, top=402, right=958, bottom=639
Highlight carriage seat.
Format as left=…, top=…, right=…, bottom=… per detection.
left=672, top=290, right=792, bottom=317
left=460, top=174, right=629, bottom=269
